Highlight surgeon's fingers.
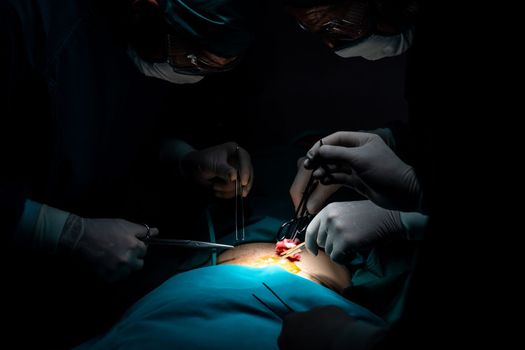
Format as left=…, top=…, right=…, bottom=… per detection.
left=133, top=239, right=148, bottom=259
left=214, top=162, right=237, bottom=183
left=239, top=163, right=254, bottom=198
left=236, top=147, right=252, bottom=188
left=318, top=145, right=360, bottom=164
left=319, top=172, right=356, bottom=187
left=311, top=162, right=349, bottom=177
left=312, top=167, right=328, bottom=179
left=304, top=141, right=323, bottom=169
left=242, top=166, right=254, bottom=197
left=331, top=247, right=352, bottom=265
left=213, top=177, right=249, bottom=198
left=324, top=232, right=334, bottom=257
left=305, top=132, right=369, bottom=168
left=305, top=214, right=321, bottom=256
left=316, top=214, right=328, bottom=249
left=318, top=131, right=368, bottom=148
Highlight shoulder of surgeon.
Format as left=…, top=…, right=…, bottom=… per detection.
left=1, top=0, right=96, bottom=76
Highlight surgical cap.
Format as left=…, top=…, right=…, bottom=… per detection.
left=160, top=0, right=257, bottom=57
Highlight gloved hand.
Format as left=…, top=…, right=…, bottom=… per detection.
left=60, top=215, right=159, bottom=282
left=278, top=306, right=387, bottom=350
left=305, top=131, right=421, bottom=212
left=180, top=142, right=254, bottom=199
left=305, top=200, right=405, bottom=263
left=289, top=157, right=342, bottom=214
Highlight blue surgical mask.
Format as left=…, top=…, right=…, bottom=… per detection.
left=335, top=27, right=414, bottom=61
left=127, top=47, right=205, bottom=84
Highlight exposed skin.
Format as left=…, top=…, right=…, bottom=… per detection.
left=217, top=242, right=351, bottom=293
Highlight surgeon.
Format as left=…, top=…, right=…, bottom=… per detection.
left=1, top=0, right=256, bottom=347
left=292, top=131, right=428, bottom=262
left=1, top=0, right=256, bottom=281
left=283, top=0, right=425, bottom=263
left=282, top=0, right=425, bottom=261
left=279, top=2, right=433, bottom=349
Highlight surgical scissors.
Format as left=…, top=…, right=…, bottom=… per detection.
left=146, top=238, right=234, bottom=250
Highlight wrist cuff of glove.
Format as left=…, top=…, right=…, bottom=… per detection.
left=16, top=201, right=70, bottom=255
left=399, top=212, right=429, bottom=240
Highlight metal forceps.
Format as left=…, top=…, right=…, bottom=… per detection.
left=252, top=282, right=295, bottom=320
left=235, top=146, right=245, bottom=241
left=276, top=140, right=325, bottom=241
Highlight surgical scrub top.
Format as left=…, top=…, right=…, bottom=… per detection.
left=0, top=0, right=187, bottom=237
left=75, top=265, right=387, bottom=350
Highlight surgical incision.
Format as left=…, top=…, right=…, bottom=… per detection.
left=217, top=242, right=352, bottom=294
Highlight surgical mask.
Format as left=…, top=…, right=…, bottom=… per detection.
left=335, top=27, right=414, bottom=61
left=127, top=47, right=205, bottom=84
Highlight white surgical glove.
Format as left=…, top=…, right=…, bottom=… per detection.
left=15, top=200, right=158, bottom=282
left=306, top=200, right=427, bottom=264
left=60, top=215, right=159, bottom=282
left=305, top=131, right=422, bottom=212
left=180, top=142, right=254, bottom=198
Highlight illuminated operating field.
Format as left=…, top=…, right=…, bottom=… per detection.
left=217, top=242, right=351, bottom=293
left=249, top=255, right=301, bottom=274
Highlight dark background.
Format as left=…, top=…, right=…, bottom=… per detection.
left=148, top=3, right=411, bottom=244
left=2, top=1, right=499, bottom=348
left=162, top=3, right=408, bottom=151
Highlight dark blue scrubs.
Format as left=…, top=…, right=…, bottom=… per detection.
left=0, top=1, right=193, bottom=347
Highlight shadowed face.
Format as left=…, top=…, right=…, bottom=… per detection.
left=287, top=0, right=373, bottom=49
left=287, top=0, right=418, bottom=50
left=129, top=0, right=241, bottom=75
